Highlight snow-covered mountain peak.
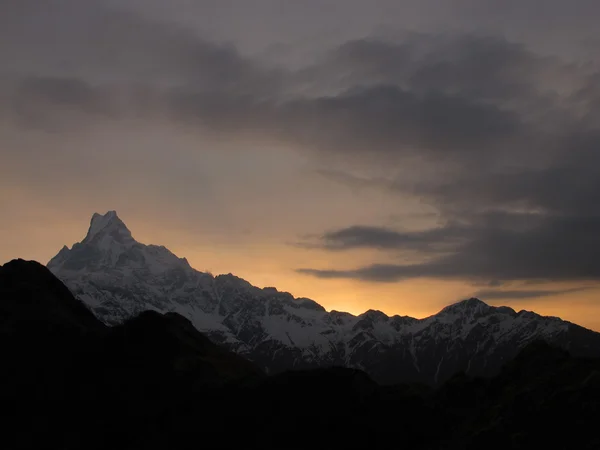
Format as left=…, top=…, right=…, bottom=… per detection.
left=48, top=211, right=189, bottom=275
left=438, top=298, right=493, bottom=318
left=83, top=210, right=133, bottom=247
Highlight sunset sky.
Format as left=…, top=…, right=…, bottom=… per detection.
left=3, top=0, right=600, bottom=330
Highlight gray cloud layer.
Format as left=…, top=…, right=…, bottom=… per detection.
left=3, top=0, right=600, bottom=289
left=289, top=37, right=600, bottom=285
left=472, top=287, right=594, bottom=301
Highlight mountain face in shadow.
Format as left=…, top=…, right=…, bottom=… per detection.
left=48, top=211, right=600, bottom=386
left=3, top=258, right=600, bottom=449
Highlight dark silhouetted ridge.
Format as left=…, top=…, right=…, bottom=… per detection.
left=0, top=259, right=103, bottom=333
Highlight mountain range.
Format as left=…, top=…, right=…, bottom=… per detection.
left=47, top=211, right=600, bottom=385
left=3, top=257, right=600, bottom=449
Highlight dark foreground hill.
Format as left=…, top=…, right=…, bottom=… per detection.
left=2, top=259, right=600, bottom=449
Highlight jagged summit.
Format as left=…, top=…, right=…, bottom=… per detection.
left=82, top=210, right=133, bottom=246
left=48, top=211, right=189, bottom=274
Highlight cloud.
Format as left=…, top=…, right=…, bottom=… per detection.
left=324, top=34, right=551, bottom=103
left=0, top=0, right=279, bottom=89
left=298, top=213, right=600, bottom=283
left=0, top=0, right=284, bottom=132
left=0, top=6, right=571, bottom=172
left=0, top=12, right=547, bottom=149
left=472, top=286, right=596, bottom=301
left=305, top=224, right=468, bottom=252
left=287, top=37, right=600, bottom=288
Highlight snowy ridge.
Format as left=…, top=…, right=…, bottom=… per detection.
left=47, top=211, right=600, bottom=385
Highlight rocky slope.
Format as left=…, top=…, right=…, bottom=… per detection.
left=48, top=211, right=600, bottom=385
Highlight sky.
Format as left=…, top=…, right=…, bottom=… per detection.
left=3, top=0, right=600, bottom=330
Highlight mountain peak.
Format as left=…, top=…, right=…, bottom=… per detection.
left=359, top=309, right=389, bottom=321
left=83, top=211, right=133, bottom=246
left=48, top=211, right=195, bottom=276
left=439, top=298, right=493, bottom=317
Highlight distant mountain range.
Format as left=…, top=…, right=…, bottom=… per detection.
left=4, top=257, right=600, bottom=449
left=47, top=211, right=600, bottom=385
